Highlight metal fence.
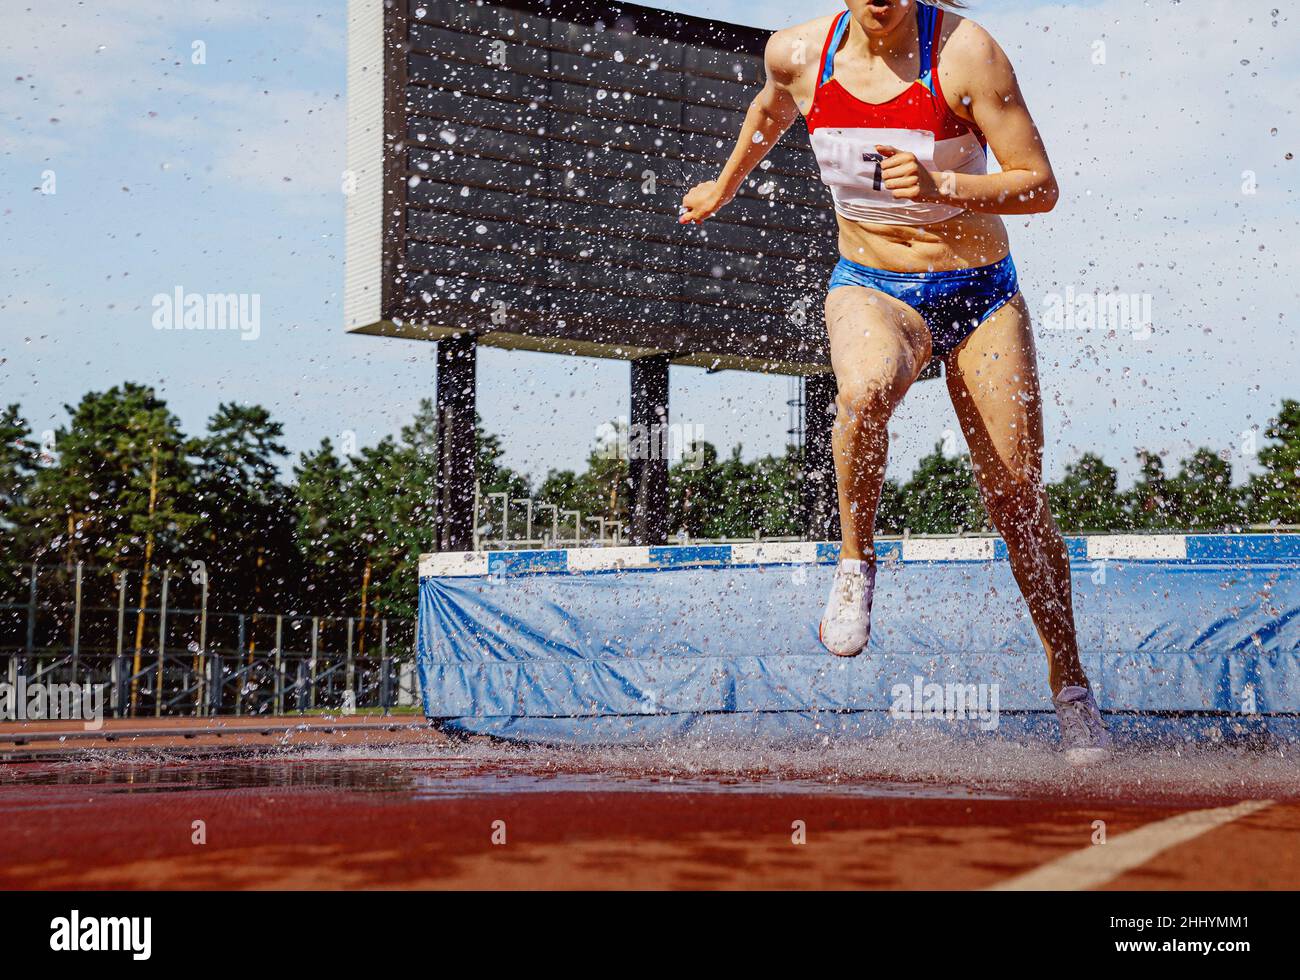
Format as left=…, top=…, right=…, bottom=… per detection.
left=0, top=564, right=419, bottom=719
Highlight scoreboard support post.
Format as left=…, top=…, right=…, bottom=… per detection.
left=801, top=372, right=840, bottom=541
left=435, top=333, right=477, bottom=552
left=629, top=353, right=671, bottom=546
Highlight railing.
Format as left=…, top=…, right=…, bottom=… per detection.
left=2, top=645, right=418, bottom=719
left=0, top=563, right=419, bottom=719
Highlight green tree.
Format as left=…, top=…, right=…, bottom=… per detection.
left=469, top=412, right=534, bottom=542
left=897, top=443, right=987, bottom=534
left=1248, top=399, right=1300, bottom=525
left=665, top=440, right=722, bottom=538
left=362, top=399, right=444, bottom=618
left=342, top=436, right=411, bottom=630
left=536, top=421, right=628, bottom=541
left=294, top=437, right=355, bottom=612
left=394, top=397, right=443, bottom=554
left=876, top=477, right=906, bottom=535
left=1167, top=448, right=1243, bottom=531
left=24, top=384, right=197, bottom=570
left=748, top=448, right=801, bottom=537
left=191, top=403, right=302, bottom=612
left=0, top=405, right=38, bottom=600
left=711, top=445, right=762, bottom=537
left=1047, top=452, right=1126, bottom=532
left=293, top=401, right=522, bottom=624
left=1125, top=449, right=1174, bottom=530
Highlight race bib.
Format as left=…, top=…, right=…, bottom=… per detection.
left=810, top=127, right=937, bottom=197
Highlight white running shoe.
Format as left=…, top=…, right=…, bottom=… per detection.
left=819, top=559, right=877, bottom=657
left=1053, top=685, right=1113, bottom=766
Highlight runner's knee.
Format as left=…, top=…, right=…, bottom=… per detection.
left=835, top=372, right=907, bottom=425
left=984, top=480, right=1053, bottom=541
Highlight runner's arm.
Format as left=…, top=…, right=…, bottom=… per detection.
left=881, top=22, right=1059, bottom=215
left=680, top=30, right=804, bottom=224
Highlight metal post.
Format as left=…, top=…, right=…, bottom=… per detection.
left=274, top=615, right=284, bottom=715
left=295, top=660, right=307, bottom=713
left=379, top=618, right=391, bottom=713
left=516, top=498, right=534, bottom=548
left=196, top=571, right=209, bottom=715
left=71, top=561, right=83, bottom=683
left=802, top=372, right=841, bottom=542
left=113, top=572, right=127, bottom=717
left=563, top=510, right=581, bottom=547
left=154, top=570, right=169, bottom=717
left=629, top=353, right=670, bottom=545
left=209, top=651, right=222, bottom=715
left=488, top=492, right=509, bottom=546
left=110, top=656, right=122, bottom=717
left=471, top=480, right=482, bottom=552
left=115, top=571, right=127, bottom=657
left=345, top=617, right=356, bottom=709
left=235, top=613, right=246, bottom=716
left=22, top=564, right=37, bottom=678
left=435, top=333, right=477, bottom=552
left=309, top=616, right=319, bottom=710
left=537, top=503, right=559, bottom=547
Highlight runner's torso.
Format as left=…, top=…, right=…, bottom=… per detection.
left=793, top=4, right=1010, bottom=272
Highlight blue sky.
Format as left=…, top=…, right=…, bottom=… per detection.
left=1, top=0, right=1296, bottom=489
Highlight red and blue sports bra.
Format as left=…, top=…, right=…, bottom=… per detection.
left=806, top=2, right=987, bottom=226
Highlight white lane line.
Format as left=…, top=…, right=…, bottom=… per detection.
left=986, top=799, right=1274, bottom=891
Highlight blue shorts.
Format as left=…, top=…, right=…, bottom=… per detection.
left=828, top=254, right=1019, bottom=357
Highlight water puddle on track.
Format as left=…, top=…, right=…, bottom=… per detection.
left=2, top=733, right=1297, bottom=806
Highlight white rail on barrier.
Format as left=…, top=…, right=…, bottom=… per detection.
left=420, top=532, right=1300, bottom=578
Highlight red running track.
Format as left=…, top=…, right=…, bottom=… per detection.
left=0, top=722, right=1297, bottom=889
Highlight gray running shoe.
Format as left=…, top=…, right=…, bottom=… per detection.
left=1053, top=685, right=1113, bottom=766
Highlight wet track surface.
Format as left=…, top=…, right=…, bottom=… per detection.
left=3, top=736, right=1300, bottom=803
left=1, top=736, right=1297, bottom=889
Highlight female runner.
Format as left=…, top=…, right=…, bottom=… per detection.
left=680, top=0, right=1111, bottom=762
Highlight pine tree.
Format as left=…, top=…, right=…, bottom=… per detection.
left=749, top=448, right=801, bottom=538
left=666, top=440, right=721, bottom=538
left=24, top=384, right=197, bottom=570
left=1167, top=448, right=1243, bottom=531
left=471, top=412, right=533, bottom=542
left=1125, top=450, right=1174, bottom=530
left=192, top=403, right=301, bottom=612
left=534, top=422, right=629, bottom=541
left=875, top=477, right=907, bottom=535
left=0, top=405, right=38, bottom=601
left=898, top=442, right=987, bottom=534
left=1047, top=453, right=1126, bottom=532
left=1248, top=399, right=1300, bottom=526
left=294, top=438, right=355, bottom=612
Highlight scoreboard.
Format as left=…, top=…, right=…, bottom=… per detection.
left=345, top=0, right=840, bottom=375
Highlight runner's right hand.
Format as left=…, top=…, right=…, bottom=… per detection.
left=679, top=181, right=731, bottom=224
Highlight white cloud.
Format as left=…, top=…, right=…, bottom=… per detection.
left=0, top=0, right=343, bottom=207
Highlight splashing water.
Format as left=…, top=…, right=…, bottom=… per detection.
left=11, top=732, right=1295, bottom=806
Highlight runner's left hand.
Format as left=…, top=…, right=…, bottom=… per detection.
left=875, top=145, right=945, bottom=203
